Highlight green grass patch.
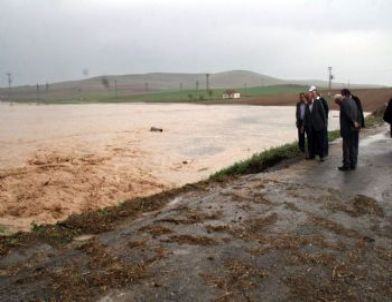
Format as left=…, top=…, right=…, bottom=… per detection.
left=0, top=225, right=10, bottom=236
left=364, top=114, right=384, bottom=128
left=210, top=142, right=300, bottom=181
left=237, top=85, right=308, bottom=97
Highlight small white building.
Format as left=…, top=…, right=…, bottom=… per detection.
left=222, top=89, right=240, bottom=99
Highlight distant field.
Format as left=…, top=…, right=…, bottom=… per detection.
left=1, top=82, right=390, bottom=113
left=1, top=84, right=309, bottom=104
left=240, top=88, right=392, bottom=112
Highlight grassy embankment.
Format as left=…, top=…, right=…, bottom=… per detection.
left=209, top=114, right=384, bottom=181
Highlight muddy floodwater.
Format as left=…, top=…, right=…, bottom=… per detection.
left=0, top=102, right=340, bottom=232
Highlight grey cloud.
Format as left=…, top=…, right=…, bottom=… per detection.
left=0, top=0, right=391, bottom=86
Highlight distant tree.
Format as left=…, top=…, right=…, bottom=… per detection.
left=188, top=93, right=193, bottom=100
left=208, top=89, right=213, bottom=99
left=101, top=77, right=110, bottom=89
left=199, top=95, right=205, bottom=101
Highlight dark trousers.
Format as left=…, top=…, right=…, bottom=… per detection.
left=314, top=130, right=326, bottom=159
left=305, top=128, right=314, bottom=158
left=323, top=128, right=329, bottom=156
left=342, top=131, right=359, bottom=168
left=297, top=126, right=305, bottom=152
left=306, top=128, right=325, bottom=159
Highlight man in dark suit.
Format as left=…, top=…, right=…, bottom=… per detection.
left=295, top=93, right=307, bottom=153
left=310, top=86, right=329, bottom=157
left=335, top=91, right=361, bottom=171
left=304, top=88, right=328, bottom=161
left=352, top=94, right=365, bottom=128
left=383, top=98, right=392, bottom=137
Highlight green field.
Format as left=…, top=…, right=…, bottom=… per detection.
left=3, top=84, right=308, bottom=104
left=123, top=84, right=308, bottom=103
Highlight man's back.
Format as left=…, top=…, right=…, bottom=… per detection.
left=340, top=97, right=359, bottom=137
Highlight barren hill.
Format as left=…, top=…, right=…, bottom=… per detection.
left=0, top=70, right=383, bottom=102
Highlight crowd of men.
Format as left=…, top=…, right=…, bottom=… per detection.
left=296, top=86, right=364, bottom=171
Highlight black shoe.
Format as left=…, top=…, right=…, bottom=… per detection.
left=338, top=166, right=350, bottom=171
left=319, top=157, right=325, bottom=162
left=306, top=156, right=315, bottom=160
left=350, top=166, right=356, bottom=170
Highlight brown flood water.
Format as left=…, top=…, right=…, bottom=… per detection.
left=0, top=102, right=339, bottom=233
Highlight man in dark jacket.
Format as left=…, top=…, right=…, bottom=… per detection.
left=304, top=88, right=328, bottom=161
left=383, top=98, right=392, bottom=137
left=352, top=94, right=365, bottom=128
left=295, top=93, right=307, bottom=152
left=335, top=91, right=361, bottom=171
left=309, top=86, right=329, bottom=157
left=341, top=89, right=364, bottom=170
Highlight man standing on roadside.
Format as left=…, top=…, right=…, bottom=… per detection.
left=335, top=91, right=361, bottom=171
left=383, top=98, right=392, bottom=137
left=296, top=93, right=307, bottom=153
left=310, top=86, right=329, bottom=157
left=304, top=86, right=328, bottom=161
left=352, top=93, right=365, bottom=128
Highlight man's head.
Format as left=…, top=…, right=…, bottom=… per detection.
left=308, top=85, right=318, bottom=99
left=334, top=94, right=343, bottom=106
left=341, top=88, right=351, bottom=98
left=299, top=92, right=306, bottom=102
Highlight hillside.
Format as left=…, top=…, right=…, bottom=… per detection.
left=0, top=70, right=383, bottom=103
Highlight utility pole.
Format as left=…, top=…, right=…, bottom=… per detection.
left=328, top=66, right=334, bottom=96
left=206, top=73, right=210, bottom=92
left=6, top=72, right=12, bottom=100
left=179, top=82, right=183, bottom=91
left=36, top=83, right=40, bottom=101
left=145, top=82, right=149, bottom=92
left=114, top=80, right=118, bottom=99
left=195, top=80, right=199, bottom=92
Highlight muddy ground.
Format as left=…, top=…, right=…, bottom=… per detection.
left=0, top=125, right=391, bottom=301
left=241, top=88, right=392, bottom=113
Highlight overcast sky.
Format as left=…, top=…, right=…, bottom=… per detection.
left=1, top=0, right=391, bottom=86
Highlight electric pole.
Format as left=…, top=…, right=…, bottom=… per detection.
left=328, top=66, right=334, bottom=96
left=206, top=73, right=210, bottom=92
left=6, top=72, right=12, bottom=100
left=114, top=80, right=118, bottom=99
left=36, top=83, right=40, bottom=101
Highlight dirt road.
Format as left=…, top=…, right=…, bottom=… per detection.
left=0, top=125, right=391, bottom=301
